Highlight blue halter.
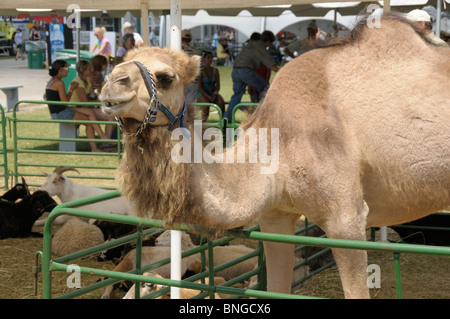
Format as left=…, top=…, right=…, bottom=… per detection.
left=116, top=61, right=190, bottom=137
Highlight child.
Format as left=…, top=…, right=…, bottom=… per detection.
left=197, top=51, right=225, bottom=122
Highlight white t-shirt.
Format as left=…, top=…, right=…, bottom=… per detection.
left=133, top=32, right=143, bottom=45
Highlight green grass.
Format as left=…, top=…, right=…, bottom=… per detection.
left=0, top=65, right=268, bottom=191
left=1, top=106, right=120, bottom=190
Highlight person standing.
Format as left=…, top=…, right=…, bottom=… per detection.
left=149, top=28, right=158, bottom=47
left=29, top=26, right=41, bottom=41
left=223, top=30, right=279, bottom=122
left=123, top=21, right=143, bottom=47
left=406, top=9, right=449, bottom=48
left=90, top=27, right=112, bottom=58
left=212, top=30, right=220, bottom=51
left=283, top=22, right=327, bottom=59
left=181, top=29, right=201, bottom=118
left=14, top=28, right=25, bottom=60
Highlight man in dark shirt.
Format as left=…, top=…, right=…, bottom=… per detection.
left=223, top=30, right=279, bottom=121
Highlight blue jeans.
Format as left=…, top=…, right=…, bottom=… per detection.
left=51, top=107, right=76, bottom=120
left=224, top=68, right=268, bottom=121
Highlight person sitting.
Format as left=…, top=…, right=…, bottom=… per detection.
left=197, top=51, right=225, bottom=122
left=70, top=60, right=114, bottom=149
left=91, top=55, right=108, bottom=94
left=45, top=60, right=108, bottom=152
left=90, top=27, right=112, bottom=58
left=91, top=55, right=117, bottom=140
left=116, top=33, right=136, bottom=57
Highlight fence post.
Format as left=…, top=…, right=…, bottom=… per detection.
left=134, top=225, right=144, bottom=299
left=0, top=104, right=7, bottom=188
left=393, top=253, right=402, bottom=299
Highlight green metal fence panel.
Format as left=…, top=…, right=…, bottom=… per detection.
left=37, top=191, right=450, bottom=299
left=0, top=104, right=8, bottom=188
left=191, top=102, right=225, bottom=132
left=229, top=102, right=259, bottom=129
left=10, top=100, right=122, bottom=188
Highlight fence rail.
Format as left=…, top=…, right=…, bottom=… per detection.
left=8, top=100, right=121, bottom=188
left=37, top=191, right=450, bottom=299
left=2, top=101, right=449, bottom=299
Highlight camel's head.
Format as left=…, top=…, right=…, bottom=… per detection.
left=99, top=46, right=200, bottom=133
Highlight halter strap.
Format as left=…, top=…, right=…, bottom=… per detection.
left=115, top=61, right=190, bottom=137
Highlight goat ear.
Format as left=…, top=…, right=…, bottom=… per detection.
left=42, top=171, right=49, bottom=176
left=52, top=175, right=65, bottom=183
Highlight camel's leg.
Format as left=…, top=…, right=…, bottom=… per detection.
left=320, top=201, right=370, bottom=299
left=258, top=211, right=300, bottom=294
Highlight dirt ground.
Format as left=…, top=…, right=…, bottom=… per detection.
left=0, top=218, right=449, bottom=299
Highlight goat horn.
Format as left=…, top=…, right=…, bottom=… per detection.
left=53, top=166, right=80, bottom=175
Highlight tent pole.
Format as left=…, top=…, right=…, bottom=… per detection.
left=170, top=0, right=182, bottom=300
left=436, top=0, right=442, bottom=37
left=141, top=0, right=149, bottom=46
left=384, top=0, right=391, bottom=12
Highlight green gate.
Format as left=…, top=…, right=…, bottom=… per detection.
left=10, top=100, right=121, bottom=189
left=36, top=192, right=450, bottom=299
left=0, top=104, right=8, bottom=188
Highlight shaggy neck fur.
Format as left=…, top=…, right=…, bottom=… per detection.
left=118, top=121, right=274, bottom=230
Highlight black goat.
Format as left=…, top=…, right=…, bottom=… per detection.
left=93, top=220, right=157, bottom=263
left=1, top=177, right=30, bottom=202
left=390, top=213, right=450, bottom=246
left=0, top=190, right=57, bottom=239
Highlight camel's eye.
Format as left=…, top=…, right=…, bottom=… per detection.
left=110, top=74, right=130, bottom=84
left=155, top=71, right=175, bottom=90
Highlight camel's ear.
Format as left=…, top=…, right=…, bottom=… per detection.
left=182, top=55, right=201, bottom=85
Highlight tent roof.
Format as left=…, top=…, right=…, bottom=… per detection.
left=2, top=0, right=366, bottom=11
left=1, top=0, right=438, bottom=19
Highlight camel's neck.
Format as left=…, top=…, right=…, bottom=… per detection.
left=120, top=123, right=279, bottom=230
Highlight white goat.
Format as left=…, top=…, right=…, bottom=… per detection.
left=122, top=271, right=230, bottom=299
left=36, top=166, right=132, bottom=226
left=101, top=247, right=202, bottom=299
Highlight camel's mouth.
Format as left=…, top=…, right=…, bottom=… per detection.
left=101, top=98, right=134, bottom=116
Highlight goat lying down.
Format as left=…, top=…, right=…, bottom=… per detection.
left=122, top=271, right=230, bottom=299
left=1, top=177, right=30, bottom=202
left=36, top=166, right=133, bottom=226
left=100, top=246, right=202, bottom=299
left=0, top=189, right=57, bottom=239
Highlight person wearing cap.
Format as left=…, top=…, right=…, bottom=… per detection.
left=123, top=21, right=143, bottom=47
left=406, top=9, right=448, bottom=48
left=223, top=30, right=279, bottom=122
left=284, top=22, right=327, bottom=59
left=181, top=29, right=201, bottom=57
left=181, top=29, right=202, bottom=114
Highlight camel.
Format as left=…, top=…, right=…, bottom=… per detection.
left=99, top=14, right=450, bottom=299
